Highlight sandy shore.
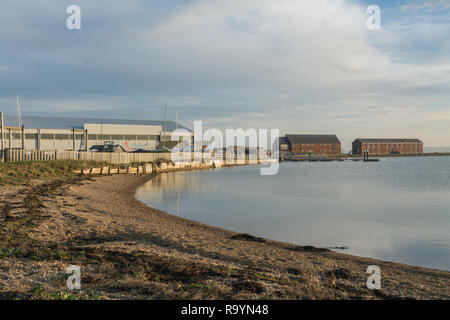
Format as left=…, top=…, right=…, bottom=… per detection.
left=0, top=173, right=449, bottom=299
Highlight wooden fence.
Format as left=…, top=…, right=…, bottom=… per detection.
left=0, top=149, right=275, bottom=165
left=1, top=149, right=58, bottom=162
left=0, top=149, right=197, bottom=164
left=57, top=151, right=175, bottom=163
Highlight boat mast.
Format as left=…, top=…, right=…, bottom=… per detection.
left=16, top=96, right=23, bottom=127
left=176, top=107, right=179, bottom=145
left=101, top=112, right=104, bottom=145
left=163, top=101, right=167, bottom=148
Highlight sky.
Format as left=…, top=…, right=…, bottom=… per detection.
left=0, top=0, right=449, bottom=150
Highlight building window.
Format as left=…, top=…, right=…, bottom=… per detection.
left=55, top=134, right=69, bottom=140
left=41, top=134, right=54, bottom=140
left=25, top=133, right=38, bottom=139
left=98, top=134, right=111, bottom=140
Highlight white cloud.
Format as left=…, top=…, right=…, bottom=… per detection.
left=0, top=0, right=449, bottom=148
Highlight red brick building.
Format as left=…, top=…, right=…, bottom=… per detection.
left=352, top=138, right=423, bottom=155
left=285, top=134, right=341, bottom=154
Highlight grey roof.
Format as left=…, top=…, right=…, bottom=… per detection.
left=354, top=138, right=422, bottom=143
left=286, top=134, right=340, bottom=144
left=3, top=115, right=191, bottom=132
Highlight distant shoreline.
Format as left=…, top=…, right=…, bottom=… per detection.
left=282, top=153, right=450, bottom=159
left=350, top=153, right=450, bottom=157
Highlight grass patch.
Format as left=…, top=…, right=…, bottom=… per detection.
left=0, top=160, right=109, bottom=185
left=154, top=158, right=174, bottom=165
left=45, top=292, right=92, bottom=300
left=0, top=247, right=24, bottom=258
left=0, top=245, right=86, bottom=263
left=52, top=249, right=70, bottom=260
left=30, top=286, right=93, bottom=300
left=30, top=285, right=46, bottom=298
left=133, top=269, right=147, bottom=280
left=181, top=283, right=209, bottom=291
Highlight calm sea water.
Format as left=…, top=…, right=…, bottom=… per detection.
left=136, top=157, right=450, bottom=270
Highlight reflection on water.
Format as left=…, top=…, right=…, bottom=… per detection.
left=136, top=157, right=450, bottom=270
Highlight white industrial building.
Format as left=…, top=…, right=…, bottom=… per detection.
left=1, top=115, right=193, bottom=151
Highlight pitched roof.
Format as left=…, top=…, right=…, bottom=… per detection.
left=354, top=138, right=422, bottom=143
left=3, top=115, right=191, bottom=132
left=286, top=134, right=340, bottom=144
left=279, top=137, right=289, bottom=145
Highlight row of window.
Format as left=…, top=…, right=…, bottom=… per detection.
left=87, top=134, right=161, bottom=141
left=362, top=143, right=422, bottom=147
left=363, top=144, right=421, bottom=149
left=2, top=134, right=164, bottom=141
left=300, top=144, right=334, bottom=147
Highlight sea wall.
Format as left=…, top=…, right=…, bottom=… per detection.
left=75, top=158, right=277, bottom=175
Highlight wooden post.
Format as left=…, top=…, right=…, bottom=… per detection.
left=72, top=128, right=76, bottom=151
left=8, top=128, right=11, bottom=162
left=21, top=125, right=25, bottom=150
left=0, top=112, right=3, bottom=162
left=0, top=112, right=4, bottom=151
left=85, top=129, right=88, bottom=151
left=37, top=128, right=41, bottom=150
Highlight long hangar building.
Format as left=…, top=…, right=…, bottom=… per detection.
left=2, top=115, right=193, bottom=151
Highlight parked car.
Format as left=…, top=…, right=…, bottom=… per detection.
left=89, top=143, right=126, bottom=153
left=89, top=145, right=105, bottom=152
